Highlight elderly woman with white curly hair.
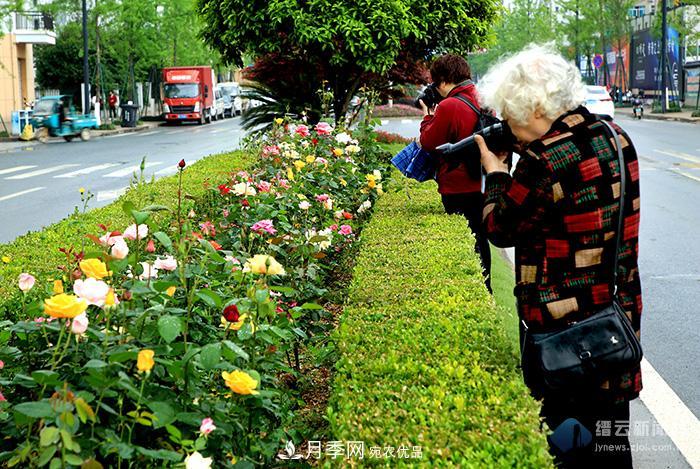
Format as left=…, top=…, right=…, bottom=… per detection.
left=475, top=45, right=643, bottom=468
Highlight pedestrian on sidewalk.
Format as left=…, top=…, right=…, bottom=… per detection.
left=418, top=53, right=492, bottom=293
left=108, top=91, right=118, bottom=119
left=476, top=44, right=643, bottom=468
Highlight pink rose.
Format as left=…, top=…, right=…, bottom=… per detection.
left=18, top=273, right=35, bottom=292
left=257, top=181, right=272, bottom=192
left=315, top=194, right=329, bottom=202
left=315, top=157, right=328, bottom=165
left=99, top=232, right=123, bottom=246
left=111, top=239, right=129, bottom=260
left=70, top=312, right=89, bottom=334
left=153, top=255, right=178, bottom=272
left=278, top=179, right=291, bottom=189
left=138, top=262, right=158, bottom=280
left=339, top=225, right=353, bottom=236
left=199, top=221, right=216, bottom=237
left=200, top=417, right=216, bottom=435
left=329, top=224, right=338, bottom=232
left=123, top=224, right=148, bottom=241
left=0, top=360, right=4, bottom=369
left=73, top=278, right=110, bottom=307
left=251, top=219, right=277, bottom=235
left=0, top=391, right=6, bottom=402
left=315, top=122, right=333, bottom=135
left=295, top=124, right=310, bottom=138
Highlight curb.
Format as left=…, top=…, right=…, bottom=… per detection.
left=617, top=109, right=700, bottom=124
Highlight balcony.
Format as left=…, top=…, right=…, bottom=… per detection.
left=12, top=12, right=56, bottom=45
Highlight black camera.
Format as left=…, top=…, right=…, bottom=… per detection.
left=436, top=120, right=515, bottom=178
left=414, top=83, right=443, bottom=109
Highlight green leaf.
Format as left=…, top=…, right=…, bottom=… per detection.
left=74, top=398, right=96, bottom=423
left=135, top=447, right=182, bottom=461
left=31, top=370, right=60, bottom=386
left=14, top=401, right=54, bottom=418
left=37, top=445, right=56, bottom=466
left=195, top=289, right=222, bottom=308
left=199, top=343, right=221, bottom=370
left=80, top=458, right=104, bottom=469
left=300, top=302, right=323, bottom=310
left=147, top=401, right=176, bottom=429
left=237, top=322, right=253, bottom=341
left=83, top=359, right=108, bottom=369
left=157, top=315, right=182, bottom=343
left=108, top=351, right=137, bottom=363
left=222, top=340, right=249, bottom=361
left=49, top=457, right=62, bottom=469
left=39, top=427, right=60, bottom=447
left=64, top=454, right=83, bottom=466
left=153, top=231, right=173, bottom=251
left=131, top=210, right=150, bottom=225
left=122, top=201, right=136, bottom=219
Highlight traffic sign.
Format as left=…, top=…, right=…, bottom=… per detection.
left=593, top=54, right=603, bottom=69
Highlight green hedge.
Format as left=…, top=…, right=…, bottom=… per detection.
left=328, top=175, right=553, bottom=467
left=0, top=151, right=252, bottom=318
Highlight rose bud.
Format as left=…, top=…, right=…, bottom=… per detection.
left=122, top=290, right=133, bottom=301
left=72, top=269, right=82, bottom=280
left=223, top=304, right=240, bottom=323
left=241, top=199, right=250, bottom=208
left=145, top=239, right=156, bottom=253
left=178, top=159, right=186, bottom=169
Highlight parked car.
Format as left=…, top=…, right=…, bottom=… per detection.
left=584, top=85, right=615, bottom=119
left=218, top=82, right=242, bottom=116
left=212, top=88, right=225, bottom=121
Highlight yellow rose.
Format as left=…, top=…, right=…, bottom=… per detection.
left=339, top=178, right=347, bottom=187
left=286, top=166, right=295, bottom=181
left=222, top=370, right=259, bottom=395
left=274, top=118, right=284, bottom=125
left=53, top=280, right=64, bottom=295
left=305, top=155, right=315, bottom=164
left=243, top=255, right=286, bottom=276
left=44, top=294, right=88, bottom=319
left=80, top=258, right=110, bottom=279
left=332, top=148, right=343, bottom=157
left=137, top=349, right=155, bottom=373
left=220, top=313, right=254, bottom=332
left=1, top=256, right=10, bottom=264
left=294, top=161, right=306, bottom=172
left=79, top=187, right=85, bottom=194
left=165, top=286, right=177, bottom=297
left=105, top=288, right=116, bottom=306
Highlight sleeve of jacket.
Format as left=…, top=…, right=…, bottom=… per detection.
left=419, top=101, right=456, bottom=152
left=482, top=152, right=556, bottom=248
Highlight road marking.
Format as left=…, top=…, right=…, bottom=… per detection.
left=104, top=133, right=131, bottom=138
left=672, top=169, right=700, bottom=183
left=54, top=163, right=120, bottom=178
left=0, top=165, right=37, bottom=176
left=209, top=128, right=229, bottom=134
left=0, top=186, right=45, bottom=202
left=135, top=130, right=159, bottom=137
left=400, top=119, right=416, bottom=124
left=96, top=187, right=128, bottom=202
left=5, top=164, right=80, bottom=180
left=648, top=274, right=700, bottom=280
left=164, top=130, right=181, bottom=135
left=381, top=119, right=389, bottom=125
left=102, top=162, right=163, bottom=178
left=640, top=358, right=700, bottom=468
left=654, top=149, right=700, bottom=164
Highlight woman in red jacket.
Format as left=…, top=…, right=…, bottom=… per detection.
left=419, top=54, right=491, bottom=292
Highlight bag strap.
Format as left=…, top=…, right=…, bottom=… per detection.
left=453, top=94, right=481, bottom=119
left=600, top=120, right=627, bottom=297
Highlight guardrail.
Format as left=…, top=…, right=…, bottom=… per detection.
left=13, top=11, right=54, bottom=31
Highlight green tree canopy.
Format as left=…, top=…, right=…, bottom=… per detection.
left=197, top=0, right=500, bottom=121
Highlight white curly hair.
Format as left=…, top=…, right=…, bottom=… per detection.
left=477, top=44, right=586, bottom=126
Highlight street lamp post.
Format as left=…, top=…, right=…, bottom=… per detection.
left=82, top=0, right=90, bottom=116
left=661, top=0, right=668, bottom=113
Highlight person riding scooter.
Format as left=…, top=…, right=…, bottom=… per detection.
left=632, top=93, right=644, bottom=119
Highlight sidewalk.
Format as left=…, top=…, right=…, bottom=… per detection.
left=0, top=121, right=160, bottom=154
left=616, top=106, right=700, bottom=124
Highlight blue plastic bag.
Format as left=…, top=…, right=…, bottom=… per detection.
left=391, top=141, right=436, bottom=182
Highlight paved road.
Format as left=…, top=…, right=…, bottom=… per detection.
left=0, top=117, right=244, bottom=243
left=378, top=115, right=700, bottom=468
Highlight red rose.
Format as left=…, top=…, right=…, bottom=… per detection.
left=342, top=211, right=353, bottom=220
left=218, top=184, right=230, bottom=195
left=178, top=159, right=186, bottom=168
left=241, top=199, right=250, bottom=207
left=210, top=241, right=222, bottom=250
left=223, top=304, right=240, bottom=323
left=311, top=138, right=319, bottom=146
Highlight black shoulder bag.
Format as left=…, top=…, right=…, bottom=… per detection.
left=520, top=120, right=643, bottom=397
left=452, top=94, right=501, bottom=180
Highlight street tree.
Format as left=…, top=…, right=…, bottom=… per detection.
left=197, top=0, right=499, bottom=123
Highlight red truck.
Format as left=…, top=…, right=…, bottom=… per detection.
left=162, top=66, right=215, bottom=124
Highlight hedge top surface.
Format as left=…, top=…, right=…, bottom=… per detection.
left=328, top=174, right=553, bottom=467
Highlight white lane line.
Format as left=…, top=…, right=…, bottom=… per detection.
left=209, top=128, right=229, bottom=134
left=0, top=186, right=45, bottom=202
left=0, top=165, right=37, bottom=176
left=135, top=130, right=159, bottom=137
left=672, top=169, right=700, bottom=183
left=654, top=149, right=700, bottom=164
left=5, top=164, right=80, bottom=180
left=164, top=130, right=182, bottom=135
left=104, top=133, right=131, bottom=138
left=153, top=166, right=178, bottom=177
left=96, top=187, right=128, bottom=202
left=102, top=162, right=163, bottom=178
left=54, top=163, right=120, bottom=178
left=640, top=358, right=700, bottom=468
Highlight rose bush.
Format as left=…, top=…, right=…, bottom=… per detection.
left=0, top=119, right=390, bottom=467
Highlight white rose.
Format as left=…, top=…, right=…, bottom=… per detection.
left=153, top=255, right=178, bottom=271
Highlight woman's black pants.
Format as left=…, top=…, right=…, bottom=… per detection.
left=540, top=394, right=633, bottom=468
left=441, top=192, right=492, bottom=293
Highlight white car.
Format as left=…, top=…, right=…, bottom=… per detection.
left=211, top=88, right=225, bottom=121
left=218, top=82, right=242, bottom=116
left=584, top=85, right=615, bottom=119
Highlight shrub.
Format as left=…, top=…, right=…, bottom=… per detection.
left=328, top=176, right=553, bottom=467
left=372, top=103, right=423, bottom=118
left=374, top=130, right=412, bottom=146
left=692, top=110, right=700, bottom=118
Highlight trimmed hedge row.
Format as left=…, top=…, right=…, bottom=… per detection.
left=328, top=175, right=553, bottom=467
left=0, top=151, right=252, bottom=318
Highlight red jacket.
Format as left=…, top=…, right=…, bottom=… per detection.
left=419, top=83, right=481, bottom=194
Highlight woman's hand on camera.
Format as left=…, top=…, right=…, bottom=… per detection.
left=419, top=99, right=432, bottom=116
left=475, top=134, right=509, bottom=174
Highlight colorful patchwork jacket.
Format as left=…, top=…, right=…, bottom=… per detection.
left=483, top=106, right=643, bottom=402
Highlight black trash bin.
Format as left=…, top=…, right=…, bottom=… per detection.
left=120, top=104, right=139, bottom=128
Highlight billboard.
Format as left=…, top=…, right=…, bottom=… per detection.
left=631, top=27, right=680, bottom=92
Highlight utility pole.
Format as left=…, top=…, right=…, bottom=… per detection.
left=661, top=0, right=668, bottom=113
left=575, top=0, right=580, bottom=71
left=82, top=0, right=90, bottom=115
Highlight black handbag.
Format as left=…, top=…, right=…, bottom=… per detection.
left=520, top=120, right=643, bottom=397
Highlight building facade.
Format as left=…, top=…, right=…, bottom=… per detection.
left=0, top=11, right=55, bottom=132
